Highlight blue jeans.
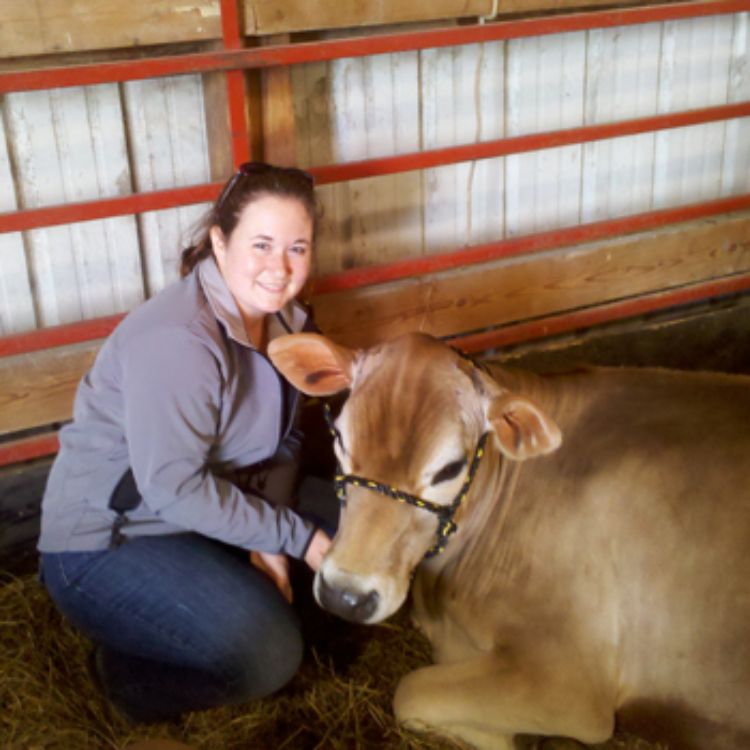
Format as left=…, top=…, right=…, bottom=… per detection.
left=40, top=533, right=304, bottom=722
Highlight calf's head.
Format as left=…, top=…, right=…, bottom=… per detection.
left=268, top=332, right=561, bottom=623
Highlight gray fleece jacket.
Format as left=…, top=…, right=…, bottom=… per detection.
left=38, top=256, right=316, bottom=557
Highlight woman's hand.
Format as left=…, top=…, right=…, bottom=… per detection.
left=303, top=528, right=332, bottom=572
left=249, top=550, right=293, bottom=603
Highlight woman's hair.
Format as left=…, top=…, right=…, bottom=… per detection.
left=180, top=162, right=319, bottom=278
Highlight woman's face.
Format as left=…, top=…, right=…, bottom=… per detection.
left=211, top=194, right=313, bottom=322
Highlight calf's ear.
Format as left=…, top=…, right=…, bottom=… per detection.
left=487, top=392, right=562, bottom=460
left=268, top=333, right=357, bottom=396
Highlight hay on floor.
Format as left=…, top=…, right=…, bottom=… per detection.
left=1, top=574, right=662, bottom=750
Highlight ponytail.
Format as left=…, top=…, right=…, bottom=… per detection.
left=180, top=235, right=213, bottom=278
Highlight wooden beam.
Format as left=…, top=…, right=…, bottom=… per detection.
left=202, top=49, right=235, bottom=181
left=245, top=0, right=653, bottom=34
left=0, top=343, right=99, bottom=436
left=0, top=0, right=221, bottom=58
left=0, top=0, right=668, bottom=58
left=495, top=0, right=646, bottom=11
left=260, top=34, right=298, bottom=166
left=245, top=0, right=491, bottom=34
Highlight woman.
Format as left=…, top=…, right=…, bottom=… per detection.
left=37, top=162, right=332, bottom=723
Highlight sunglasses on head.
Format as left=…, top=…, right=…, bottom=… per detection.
left=216, top=161, right=315, bottom=211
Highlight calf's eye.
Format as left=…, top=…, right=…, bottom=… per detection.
left=431, top=458, right=467, bottom=485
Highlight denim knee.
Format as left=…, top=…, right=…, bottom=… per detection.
left=221, top=612, right=305, bottom=701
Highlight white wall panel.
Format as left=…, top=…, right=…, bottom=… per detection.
left=5, top=84, right=142, bottom=328
left=653, top=16, right=735, bottom=208
left=0, top=112, right=35, bottom=335
left=422, top=42, right=505, bottom=254
left=466, top=41, right=505, bottom=248
left=123, top=75, right=211, bottom=295
left=505, top=32, right=586, bottom=237
left=581, top=23, right=662, bottom=222
left=723, top=13, right=750, bottom=196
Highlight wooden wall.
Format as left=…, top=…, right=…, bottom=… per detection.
left=2, top=12, right=749, bottom=337
left=1, top=0, right=651, bottom=57
left=1, top=3, right=749, bottom=455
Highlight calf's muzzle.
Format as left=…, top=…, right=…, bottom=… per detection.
left=315, top=572, right=380, bottom=623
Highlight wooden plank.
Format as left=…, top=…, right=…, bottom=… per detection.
left=260, top=35, right=298, bottom=165
left=313, top=211, right=750, bottom=348
left=201, top=51, right=234, bottom=182
left=0, top=0, right=221, bottom=58
left=0, top=343, right=98, bottom=435
left=496, top=0, right=646, bottom=11
left=246, top=0, right=653, bottom=34
left=0, top=1, right=668, bottom=58
left=247, top=0, right=491, bottom=34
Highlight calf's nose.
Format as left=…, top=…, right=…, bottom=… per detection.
left=316, top=573, right=380, bottom=623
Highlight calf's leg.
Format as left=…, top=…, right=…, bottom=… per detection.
left=394, top=652, right=614, bottom=750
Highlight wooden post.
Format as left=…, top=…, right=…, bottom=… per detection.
left=260, top=34, right=298, bottom=166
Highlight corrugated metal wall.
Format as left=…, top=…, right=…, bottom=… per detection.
left=1, top=12, right=748, bottom=334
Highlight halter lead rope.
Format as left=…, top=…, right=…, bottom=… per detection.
left=323, top=401, right=489, bottom=558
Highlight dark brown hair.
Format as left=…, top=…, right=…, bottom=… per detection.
left=180, top=162, right=319, bottom=278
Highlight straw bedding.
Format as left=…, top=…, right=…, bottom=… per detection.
left=1, top=573, right=663, bottom=750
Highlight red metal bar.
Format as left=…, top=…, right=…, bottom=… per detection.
left=0, top=433, right=59, bottom=468
left=4, top=270, right=750, bottom=467
left=1, top=2, right=747, bottom=94
left=3, top=103, right=748, bottom=235
left=3, top=192, right=750, bottom=358
left=0, top=314, right=125, bottom=358
left=220, top=0, right=251, bottom=166
left=225, top=72, right=251, bottom=167
left=453, top=272, right=750, bottom=353
left=219, top=0, right=243, bottom=45
left=310, top=101, right=750, bottom=185
left=312, top=193, right=750, bottom=295
left=0, top=183, right=222, bottom=235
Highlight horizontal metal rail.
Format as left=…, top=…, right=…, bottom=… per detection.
left=2, top=101, right=749, bottom=235
left=311, top=193, right=750, bottom=294
left=3, top=270, right=749, bottom=467
left=0, top=433, right=60, bottom=468
left=1, top=2, right=748, bottom=94
left=0, top=183, right=222, bottom=235
left=2, top=191, right=750, bottom=358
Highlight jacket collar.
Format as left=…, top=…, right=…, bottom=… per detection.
left=197, top=255, right=308, bottom=349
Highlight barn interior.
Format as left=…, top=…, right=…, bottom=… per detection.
left=1, top=0, right=749, bottom=747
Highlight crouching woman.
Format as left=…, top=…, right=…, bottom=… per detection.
left=37, top=163, right=331, bottom=723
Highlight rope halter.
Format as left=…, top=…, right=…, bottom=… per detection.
left=323, top=401, right=490, bottom=558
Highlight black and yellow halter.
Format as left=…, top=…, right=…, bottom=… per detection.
left=323, top=401, right=490, bottom=558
